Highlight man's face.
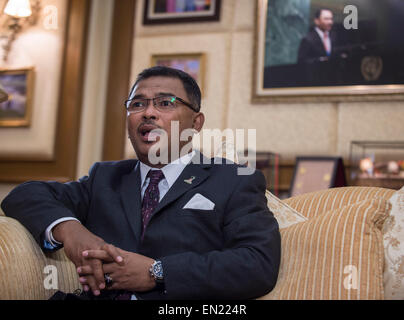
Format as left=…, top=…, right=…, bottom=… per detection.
left=315, top=10, right=334, bottom=32
left=127, top=76, right=204, bottom=166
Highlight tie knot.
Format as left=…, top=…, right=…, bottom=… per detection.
left=147, top=170, right=164, bottom=185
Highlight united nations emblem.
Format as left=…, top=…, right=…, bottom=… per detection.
left=361, top=56, right=383, bottom=81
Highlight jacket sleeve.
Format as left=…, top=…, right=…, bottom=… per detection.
left=1, top=163, right=100, bottom=247
left=159, top=169, right=281, bottom=300
left=297, top=37, right=311, bottom=64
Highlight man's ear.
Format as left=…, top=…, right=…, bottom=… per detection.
left=192, top=112, right=205, bottom=133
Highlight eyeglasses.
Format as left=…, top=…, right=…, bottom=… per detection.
left=125, top=95, right=197, bottom=114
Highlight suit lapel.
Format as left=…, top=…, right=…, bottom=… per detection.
left=152, top=152, right=212, bottom=218
left=119, top=162, right=143, bottom=246
left=313, top=30, right=327, bottom=56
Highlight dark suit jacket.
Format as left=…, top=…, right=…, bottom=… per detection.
left=298, top=28, right=337, bottom=64
left=1, top=153, right=281, bottom=300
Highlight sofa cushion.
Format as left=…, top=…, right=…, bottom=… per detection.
left=284, top=186, right=395, bottom=219
left=0, top=216, right=80, bottom=299
left=0, top=216, right=49, bottom=299
left=266, top=190, right=307, bottom=229
left=383, top=186, right=404, bottom=299
left=260, top=197, right=390, bottom=300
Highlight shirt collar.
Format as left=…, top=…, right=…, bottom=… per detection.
left=139, top=151, right=196, bottom=189
left=315, top=27, right=328, bottom=38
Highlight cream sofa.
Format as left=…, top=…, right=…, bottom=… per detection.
left=0, top=186, right=400, bottom=300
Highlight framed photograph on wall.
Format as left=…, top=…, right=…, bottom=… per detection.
left=143, top=0, right=221, bottom=25
left=253, top=0, right=404, bottom=103
left=0, top=68, right=34, bottom=127
left=289, top=156, right=346, bottom=197
left=151, top=53, right=205, bottom=94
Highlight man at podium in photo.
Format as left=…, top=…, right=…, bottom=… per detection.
left=298, top=8, right=337, bottom=64
left=297, top=8, right=340, bottom=85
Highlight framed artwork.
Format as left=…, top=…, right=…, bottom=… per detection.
left=0, top=68, right=34, bottom=127
left=289, top=156, right=346, bottom=197
left=253, top=0, right=404, bottom=103
left=143, top=0, right=221, bottom=25
left=151, top=53, right=205, bottom=93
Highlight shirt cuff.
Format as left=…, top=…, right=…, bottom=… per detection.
left=45, top=217, right=81, bottom=247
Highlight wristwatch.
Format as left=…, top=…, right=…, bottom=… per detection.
left=149, top=260, right=164, bottom=284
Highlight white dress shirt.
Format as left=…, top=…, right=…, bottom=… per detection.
left=45, top=151, right=196, bottom=247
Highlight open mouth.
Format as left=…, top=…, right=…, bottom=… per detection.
left=138, top=124, right=162, bottom=142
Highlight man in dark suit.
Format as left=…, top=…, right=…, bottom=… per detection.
left=297, top=8, right=337, bottom=64
left=1, top=66, right=280, bottom=300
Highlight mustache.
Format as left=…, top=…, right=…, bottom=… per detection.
left=138, top=120, right=161, bottom=129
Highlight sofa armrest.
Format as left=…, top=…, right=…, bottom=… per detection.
left=0, top=216, right=79, bottom=299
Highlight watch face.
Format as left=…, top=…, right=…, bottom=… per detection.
left=153, top=261, right=163, bottom=279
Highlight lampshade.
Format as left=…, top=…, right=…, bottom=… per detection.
left=4, top=0, right=32, bottom=18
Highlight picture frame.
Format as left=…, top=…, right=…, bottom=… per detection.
left=0, top=68, right=34, bottom=127
left=151, top=53, right=206, bottom=94
left=143, top=0, right=221, bottom=25
left=289, top=156, right=346, bottom=197
left=252, top=0, right=404, bottom=103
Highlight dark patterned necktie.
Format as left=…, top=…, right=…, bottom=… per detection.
left=113, top=171, right=164, bottom=301
left=141, top=169, right=165, bottom=241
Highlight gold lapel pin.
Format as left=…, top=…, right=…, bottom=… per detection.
left=184, top=176, right=196, bottom=185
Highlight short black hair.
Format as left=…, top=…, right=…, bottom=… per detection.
left=129, top=66, right=202, bottom=112
left=315, top=8, right=332, bottom=19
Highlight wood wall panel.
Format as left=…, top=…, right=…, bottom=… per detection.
left=102, top=0, right=136, bottom=161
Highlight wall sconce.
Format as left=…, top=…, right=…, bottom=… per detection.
left=1, top=0, right=41, bottom=62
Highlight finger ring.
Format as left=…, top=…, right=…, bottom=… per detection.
left=104, top=273, right=113, bottom=287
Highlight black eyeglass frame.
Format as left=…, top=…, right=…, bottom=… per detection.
left=124, top=95, right=198, bottom=113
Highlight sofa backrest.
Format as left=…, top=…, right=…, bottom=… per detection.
left=283, top=186, right=395, bottom=219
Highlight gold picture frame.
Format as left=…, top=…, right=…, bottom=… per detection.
left=151, top=53, right=206, bottom=95
left=143, top=0, right=221, bottom=25
left=0, top=68, right=34, bottom=127
left=252, top=0, right=404, bottom=103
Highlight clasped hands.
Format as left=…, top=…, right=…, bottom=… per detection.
left=76, top=244, right=156, bottom=296
left=52, top=220, right=156, bottom=296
